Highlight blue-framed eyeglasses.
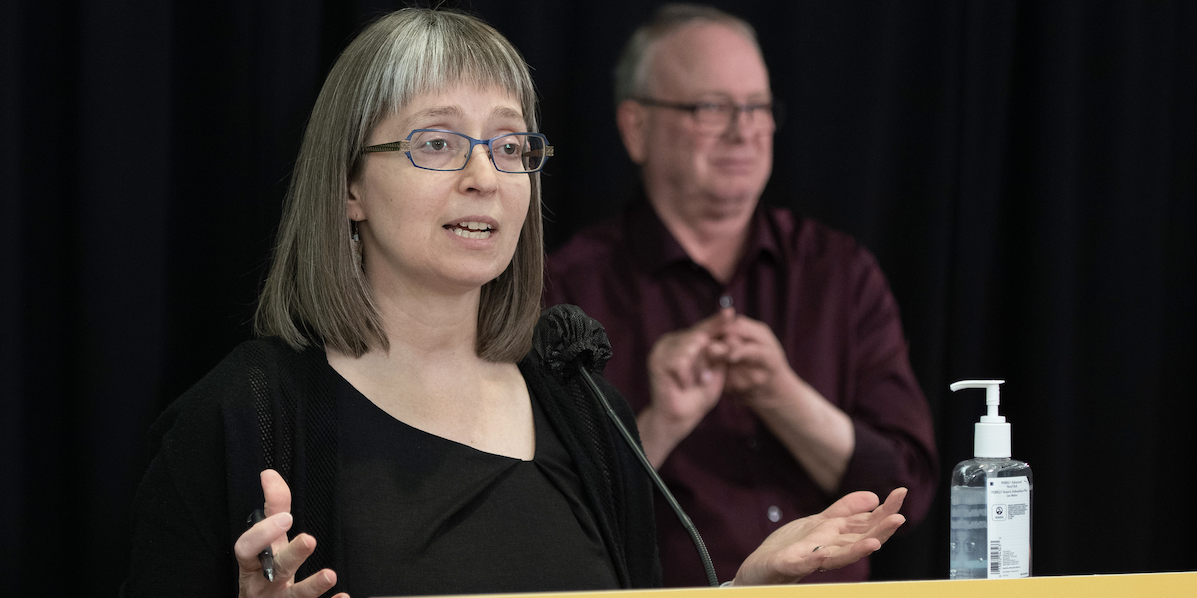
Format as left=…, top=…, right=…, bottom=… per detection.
left=362, top=129, right=554, bottom=174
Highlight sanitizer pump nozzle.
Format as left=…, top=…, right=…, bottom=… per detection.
left=950, top=379, right=1009, bottom=458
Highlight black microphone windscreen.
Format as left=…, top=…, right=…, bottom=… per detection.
left=533, top=304, right=613, bottom=377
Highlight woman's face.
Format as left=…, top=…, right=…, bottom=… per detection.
left=348, top=84, right=531, bottom=298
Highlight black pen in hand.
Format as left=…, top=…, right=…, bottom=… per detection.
left=246, top=509, right=276, bottom=582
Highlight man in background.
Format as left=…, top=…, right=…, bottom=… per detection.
left=544, top=4, right=937, bottom=585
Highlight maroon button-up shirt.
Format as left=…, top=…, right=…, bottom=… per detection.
left=544, top=201, right=937, bottom=585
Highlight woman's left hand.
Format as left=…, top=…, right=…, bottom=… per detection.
left=730, top=487, right=907, bottom=586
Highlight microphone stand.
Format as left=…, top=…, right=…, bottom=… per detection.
left=575, top=365, right=720, bottom=587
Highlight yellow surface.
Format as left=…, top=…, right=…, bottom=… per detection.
left=388, top=571, right=1197, bottom=598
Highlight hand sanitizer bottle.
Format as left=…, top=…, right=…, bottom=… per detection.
left=948, top=380, right=1032, bottom=579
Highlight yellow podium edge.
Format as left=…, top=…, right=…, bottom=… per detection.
left=383, top=571, right=1197, bottom=598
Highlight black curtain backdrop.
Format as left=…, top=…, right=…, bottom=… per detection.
left=3, top=1, right=1195, bottom=595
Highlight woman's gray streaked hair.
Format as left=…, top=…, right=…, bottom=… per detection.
left=255, top=7, right=544, bottom=362
left=613, top=3, right=762, bottom=105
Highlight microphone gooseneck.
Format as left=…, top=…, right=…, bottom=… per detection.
left=574, top=365, right=720, bottom=587
left=535, top=305, right=720, bottom=587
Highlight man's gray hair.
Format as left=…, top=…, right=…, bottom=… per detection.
left=613, top=3, right=761, bottom=105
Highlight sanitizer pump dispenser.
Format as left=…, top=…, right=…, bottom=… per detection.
left=948, top=380, right=1032, bottom=579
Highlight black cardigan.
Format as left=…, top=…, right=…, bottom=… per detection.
left=124, top=333, right=662, bottom=597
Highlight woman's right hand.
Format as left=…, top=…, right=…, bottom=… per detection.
left=234, top=469, right=349, bottom=598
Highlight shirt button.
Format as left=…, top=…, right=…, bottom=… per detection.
left=719, top=294, right=733, bottom=309
left=767, top=506, right=782, bottom=522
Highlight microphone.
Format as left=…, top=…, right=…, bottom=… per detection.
left=534, top=304, right=719, bottom=587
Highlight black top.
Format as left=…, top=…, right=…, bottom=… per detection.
left=124, top=323, right=662, bottom=598
left=335, top=372, right=620, bottom=595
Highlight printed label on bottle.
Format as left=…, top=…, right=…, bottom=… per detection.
left=986, top=476, right=1030, bottom=578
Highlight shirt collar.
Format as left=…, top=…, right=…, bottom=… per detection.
left=627, top=199, right=691, bottom=273
left=628, top=195, right=783, bottom=275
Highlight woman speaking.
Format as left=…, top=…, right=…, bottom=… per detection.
left=124, top=8, right=906, bottom=598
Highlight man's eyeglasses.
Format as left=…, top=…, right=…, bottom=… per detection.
left=634, top=98, right=782, bottom=133
left=363, top=129, right=554, bottom=174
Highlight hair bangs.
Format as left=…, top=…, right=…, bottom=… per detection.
left=362, top=12, right=539, bottom=142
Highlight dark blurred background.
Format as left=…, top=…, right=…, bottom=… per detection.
left=3, top=0, right=1195, bottom=595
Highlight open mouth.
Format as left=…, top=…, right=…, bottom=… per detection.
left=445, top=221, right=494, bottom=239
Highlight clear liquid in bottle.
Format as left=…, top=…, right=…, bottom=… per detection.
left=949, top=458, right=1033, bottom=579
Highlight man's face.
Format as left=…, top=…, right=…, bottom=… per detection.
left=622, top=23, right=774, bottom=220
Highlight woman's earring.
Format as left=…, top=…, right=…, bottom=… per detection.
left=351, top=221, right=363, bottom=270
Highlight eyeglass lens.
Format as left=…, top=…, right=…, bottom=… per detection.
left=693, top=103, right=774, bottom=131
left=408, top=131, right=547, bottom=172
